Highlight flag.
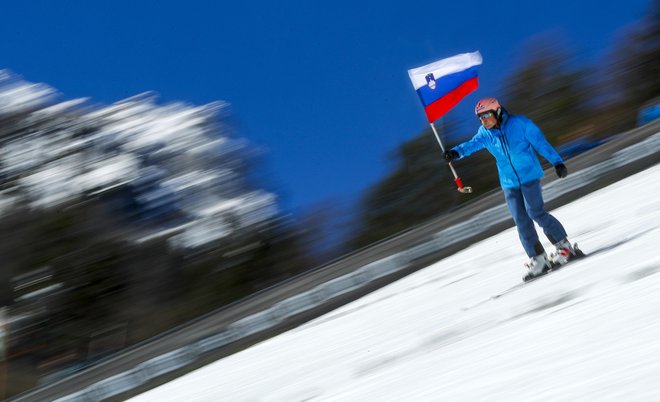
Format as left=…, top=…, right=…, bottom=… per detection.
left=408, top=51, right=482, bottom=123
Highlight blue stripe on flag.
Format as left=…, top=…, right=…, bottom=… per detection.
left=416, top=66, right=479, bottom=107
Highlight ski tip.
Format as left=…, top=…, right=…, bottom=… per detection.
left=573, top=243, right=586, bottom=258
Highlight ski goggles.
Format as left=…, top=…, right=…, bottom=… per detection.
left=478, top=111, right=494, bottom=120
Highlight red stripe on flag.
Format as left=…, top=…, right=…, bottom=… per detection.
left=424, top=76, right=479, bottom=123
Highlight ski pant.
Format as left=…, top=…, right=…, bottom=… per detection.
left=503, top=180, right=567, bottom=258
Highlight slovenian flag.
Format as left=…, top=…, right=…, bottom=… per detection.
left=408, top=51, right=483, bottom=123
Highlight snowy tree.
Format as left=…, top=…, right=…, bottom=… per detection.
left=0, top=72, right=317, bottom=397
left=0, top=72, right=279, bottom=251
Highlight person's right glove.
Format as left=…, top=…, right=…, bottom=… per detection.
left=444, top=149, right=459, bottom=162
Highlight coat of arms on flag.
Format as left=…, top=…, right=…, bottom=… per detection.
left=425, top=73, right=436, bottom=90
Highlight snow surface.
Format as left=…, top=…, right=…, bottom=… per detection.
left=131, top=164, right=660, bottom=402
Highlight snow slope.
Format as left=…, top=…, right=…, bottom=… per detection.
left=131, top=164, right=660, bottom=401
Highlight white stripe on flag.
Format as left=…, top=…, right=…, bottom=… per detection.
left=408, top=51, right=483, bottom=90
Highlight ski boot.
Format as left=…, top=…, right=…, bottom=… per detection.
left=523, top=252, right=552, bottom=282
left=549, top=239, right=584, bottom=266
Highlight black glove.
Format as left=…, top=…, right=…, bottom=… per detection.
left=444, top=149, right=459, bottom=162
left=555, top=163, right=568, bottom=178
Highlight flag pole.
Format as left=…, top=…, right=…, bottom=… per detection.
left=429, top=120, right=472, bottom=194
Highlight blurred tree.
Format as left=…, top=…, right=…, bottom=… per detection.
left=599, top=0, right=660, bottom=131
left=502, top=33, right=592, bottom=145
left=292, top=200, right=355, bottom=263
left=0, top=75, right=319, bottom=397
left=347, top=121, right=500, bottom=249
left=348, top=129, right=454, bottom=248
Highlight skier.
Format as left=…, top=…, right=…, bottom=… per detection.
left=443, top=98, right=577, bottom=280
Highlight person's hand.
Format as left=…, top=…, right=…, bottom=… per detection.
left=444, top=150, right=459, bottom=162
left=555, top=163, right=568, bottom=178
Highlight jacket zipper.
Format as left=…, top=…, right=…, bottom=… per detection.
left=499, top=126, right=522, bottom=186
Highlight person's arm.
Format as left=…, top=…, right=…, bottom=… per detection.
left=523, top=117, right=568, bottom=178
left=523, top=117, right=563, bottom=166
left=452, top=131, right=487, bottom=159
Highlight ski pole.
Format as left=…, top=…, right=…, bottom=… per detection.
left=430, top=122, right=472, bottom=194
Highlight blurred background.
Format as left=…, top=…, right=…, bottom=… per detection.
left=0, top=0, right=658, bottom=399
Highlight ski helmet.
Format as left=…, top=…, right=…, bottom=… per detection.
left=474, top=98, right=501, bottom=116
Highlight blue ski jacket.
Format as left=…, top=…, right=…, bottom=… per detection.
left=452, top=111, right=563, bottom=189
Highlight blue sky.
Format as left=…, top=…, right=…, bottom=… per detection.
left=0, top=0, right=652, bottom=214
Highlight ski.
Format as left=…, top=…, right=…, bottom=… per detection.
left=461, top=244, right=587, bottom=311
left=494, top=244, right=586, bottom=298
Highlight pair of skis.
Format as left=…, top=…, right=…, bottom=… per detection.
left=461, top=245, right=587, bottom=311
left=522, top=244, right=586, bottom=283
left=496, top=244, right=586, bottom=298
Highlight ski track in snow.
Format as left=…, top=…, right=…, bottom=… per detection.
left=130, top=164, right=660, bottom=402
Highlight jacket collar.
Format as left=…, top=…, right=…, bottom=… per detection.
left=499, top=108, right=510, bottom=126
